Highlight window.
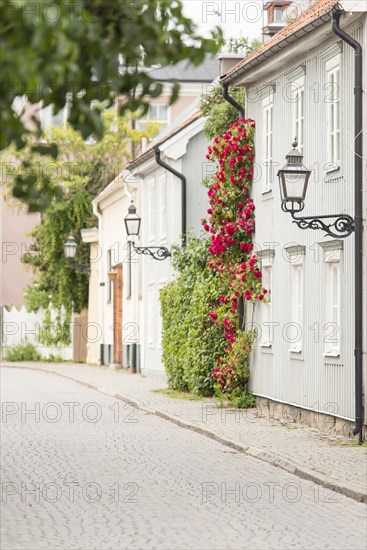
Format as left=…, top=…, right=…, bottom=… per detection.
left=325, top=261, right=341, bottom=356
left=326, top=59, right=341, bottom=167
left=40, top=103, right=68, bottom=131
left=273, top=7, right=283, bottom=23
left=147, top=283, right=155, bottom=348
left=157, top=281, right=166, bottom=349
left=147, top=178, right=155, bottom=242
left=263, top=100, right=273, bottom=192
left=290, top=264, right=303, bottom=352
left=293, top=80, right=304, bottom=153
left=320, top=241, right=343, bottom=357
left=127, top=241, right=132, bottom=299
left=261, top=265, right=272, bottom=347
left=137, top=104, right=168, bottom=130
left=158, top=173, right=167, bottom=241
left=286, top=245, right=305, bottom=353
left=107, top=249, right=112, bottom=303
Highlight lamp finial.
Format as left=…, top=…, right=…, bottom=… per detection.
left=292, top=137, right=298, bottom=149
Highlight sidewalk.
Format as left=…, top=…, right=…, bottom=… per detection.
left=2, top=361, right=366, bottom=503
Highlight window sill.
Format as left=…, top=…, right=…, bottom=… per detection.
left=323, top=351, right=340, bottom=358
left=324, top=164, right=340, bottom=175
left=261, top=342, right=272, bottom=349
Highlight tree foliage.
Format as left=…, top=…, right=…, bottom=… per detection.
left=11, top=111, right=156, bottom=342
left=200, top=85, right=245, bottom=142
left=200, top=37, right=259, bottom=141
left=1, top=0, right=222, bottom=150
left=1, top=0, right=222, bottom=207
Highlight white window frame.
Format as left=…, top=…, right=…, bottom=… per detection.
left=40, top=102, right=68, bottom=131
left=158, top=172, right=167, bottom=242
left=261, top=265, right=272, bottom=347
left=292, top=77, right=305, bottom=154
left=147, top=177, right=155, bottom=243
left=147, top=283, right=155, bottom=348
left=137, top=103, right=169, bottom=131
left=325, top=55, right=341, bottom=168
left=257, top=249, right=275, bottom=349
left=107, top=249, right=112, bottom=303
left=157, top=281, right=166, bottom=349
left=262, top=95, right=274, bottom=193
left=286, top=246, right=305, bottom=353
left=320, top=241, right=343, bottom=357
left=273, top=7, right=283, bottom=23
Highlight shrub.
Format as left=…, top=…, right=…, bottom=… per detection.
left=160, top=235, right=228, bottom=396
left=4, top=342, right=42, bottom=362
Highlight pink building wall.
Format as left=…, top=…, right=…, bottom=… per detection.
left=1, top=193, right=39, bottom=308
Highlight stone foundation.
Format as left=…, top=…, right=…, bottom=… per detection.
left=256, top=396, right=367, bottom=439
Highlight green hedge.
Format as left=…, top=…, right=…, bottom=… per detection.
left=160, top=235, right=227, bottom=396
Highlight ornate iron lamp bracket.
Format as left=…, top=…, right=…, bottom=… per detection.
left=281, top=201, right=355, bottom=239
left=132, top=242, right=171, bottom=261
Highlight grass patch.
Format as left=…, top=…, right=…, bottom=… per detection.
left=333, top=438, right=367, bottom=448
left=152, top=388, right=204, bottom=401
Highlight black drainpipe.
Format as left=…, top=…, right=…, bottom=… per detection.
left=332, top=8, right=364, bottom=443
left=155, top=147, right=187, bottom=246
left=222, top=83, right=244, bottom=118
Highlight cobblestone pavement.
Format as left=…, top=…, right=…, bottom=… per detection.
left=1, top=367, right=366, bottom=550
left=3, top=361, right=366, bottom=502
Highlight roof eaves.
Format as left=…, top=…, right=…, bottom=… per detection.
left=127, top=112, right=202, bottom=170
left=221, top=5, right=339, bottom=85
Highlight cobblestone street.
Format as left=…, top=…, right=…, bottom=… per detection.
left=1, top=367, right=366, bottom=549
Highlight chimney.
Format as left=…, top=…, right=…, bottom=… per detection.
left=262, top=1, right=292, bottom=41
left=217, top=54, right=245, bottom=78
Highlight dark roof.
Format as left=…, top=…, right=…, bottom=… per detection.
left=146, top=54, right=218, bottom=82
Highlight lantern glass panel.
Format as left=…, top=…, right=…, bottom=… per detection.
left=282, top=171, right=308, bottom=201
left=125, top=217, right=140, bottom=236
left=64, top=236, right=77, bottom=259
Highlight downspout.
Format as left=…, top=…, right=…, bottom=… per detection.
left=332, top=9, right=364, bottom=443
left=92, top=200, right=105, bottom=366
left=222, top=83, right=244, bottom=118
left=155, top=147, right=187, bottom=246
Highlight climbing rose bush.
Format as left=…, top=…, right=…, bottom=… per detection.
left=202, top=118, right=267, bottom=406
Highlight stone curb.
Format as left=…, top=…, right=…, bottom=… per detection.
left=3, top=363, right=366, bottom=504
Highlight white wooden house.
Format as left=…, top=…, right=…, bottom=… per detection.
left=219, top=0, right=367, bottom=432
left=126, top=110, right=210, bottom=373
left=91, top=57, right=218, bottom=370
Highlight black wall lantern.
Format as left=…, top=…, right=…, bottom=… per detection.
left=124, top=201, right=171, bottom=261
left=278, top=139, right=354, bottom=239
left=64, top=234, right=90, bottom=273
left=124, top=202, right=141, bottom=237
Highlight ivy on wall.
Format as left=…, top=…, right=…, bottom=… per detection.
left=4, top=111, right=159, bottom=344
left=160, top=235, right=228, bottom=396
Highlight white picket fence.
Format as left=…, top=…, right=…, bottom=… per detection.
left=1, top=305, right=73, bottom=360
